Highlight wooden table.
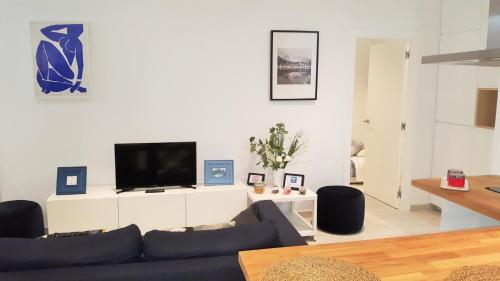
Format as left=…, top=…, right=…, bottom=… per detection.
left=238, top=227, right=500, bottom=281
left=412, top=175, right=500, bottom=230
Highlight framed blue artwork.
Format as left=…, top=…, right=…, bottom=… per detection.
left=31, top=22, right=91, bottom=98
left=56, top=166, right=87, bottom=195
left=204, top=160, right=234, bottom=186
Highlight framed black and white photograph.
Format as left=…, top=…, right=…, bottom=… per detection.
left=270, top=30, right=319, bottom=100
left=283, top=173, right=305, bottom=190
left=204, top=160, right=234, bottom=186
left=56, top=166, right=87, bottom=195
left=247, top=173, right=265, bottom=185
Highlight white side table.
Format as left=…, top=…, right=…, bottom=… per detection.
left=247, top=187, right=317, bottom=239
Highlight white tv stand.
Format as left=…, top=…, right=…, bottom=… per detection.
left=47, top=183, right=248, bottom=233
left=46, top=182, right=318, bottom=238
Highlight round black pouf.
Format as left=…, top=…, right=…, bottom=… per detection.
left=317, top=186, right=365, bottom=234
left=0, top=200, right=44, bottom=238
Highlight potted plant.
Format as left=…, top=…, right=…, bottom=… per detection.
left=249, top=123, right=306, bottom=188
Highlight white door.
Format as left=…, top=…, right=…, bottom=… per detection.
left=363, top=41, right=408, bottom=208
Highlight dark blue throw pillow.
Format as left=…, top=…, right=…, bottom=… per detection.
left=0, top=224, right=142, bottom=272
left=143, top=221, right=280, bottom=261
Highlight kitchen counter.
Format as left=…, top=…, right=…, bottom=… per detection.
left=412, top=175, right=500, bottom=230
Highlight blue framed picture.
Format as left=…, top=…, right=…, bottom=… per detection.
left=204, top=160, right=234, bottom=186
left=56, top=166, right=87, bottom=195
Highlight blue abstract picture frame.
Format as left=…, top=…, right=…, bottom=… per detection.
left=56, top=166, right=87, bottom=195
left=204, top=160, right=234, bottom=186
left=31, top=22, right=91, bottom=98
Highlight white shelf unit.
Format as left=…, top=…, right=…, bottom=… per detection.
left=247, top=188, right=317, bottom=238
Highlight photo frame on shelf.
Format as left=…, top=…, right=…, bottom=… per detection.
left=56, top=166, right=87, bottom=195
left=270, top=30, right=319, bottom=101
left=283, top=173, right=305, bottom=190
left=247, top=173, right=265, bottom=185
left=204, top=160, right=234, bottom=185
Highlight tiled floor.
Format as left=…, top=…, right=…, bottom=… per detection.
left=310, top=194, right=441, bottom=245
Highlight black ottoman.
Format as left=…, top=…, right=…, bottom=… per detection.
left=0, top=200, right=44, bottom=238
left=317, top=186, right=365, bottom=234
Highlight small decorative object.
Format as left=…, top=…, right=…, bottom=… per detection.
left=270, top=30, right=319, bottom=100
left=204, top=160, right=234, bottom=185
left=254, top=181, right=266, bottom=194
left=31, top=22, right=90, bottom=98
left=56, top=166, right=87, bottom=195
left=440, top=177, right=469, bottom=191
left=447, top=169, right=465, bottom=187
left=298, top=186, right=306, bottom=195
left=261, top=256, right=380, bottom=281
left=250, top=123, right=307, bottom=188
left=271, top=185, right=280, bottom=194
left=247, top=173, right=265, bottom=186
left=283, top=186, right=292, bottom=195
left=283, top=173, right=305, bottom=190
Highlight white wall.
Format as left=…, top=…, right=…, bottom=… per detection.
left=0, top=0, right=442, bottom=220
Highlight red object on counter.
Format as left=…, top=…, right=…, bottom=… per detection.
left=448, top=173, right=465, bottom=188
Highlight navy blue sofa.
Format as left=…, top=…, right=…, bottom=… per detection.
left=0, top=200, right=306, bottom=281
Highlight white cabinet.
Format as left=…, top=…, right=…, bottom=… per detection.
left=441, top=0, right=483, bottom=35
left=440, top=32, right=481, bottom=53
left=118, top=191, right=186, bottom=233
left=47, top=188, right=118, bottom=233
left=432, top=123, right=494, bottom=177
left=436, top=65, right=477, bottom=126
left=186, top=187, right=247, bottom=226
left=47, top=183, right=248, bottom=234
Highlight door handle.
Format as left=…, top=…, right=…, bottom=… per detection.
left=363, top=119, right=370, bottom=124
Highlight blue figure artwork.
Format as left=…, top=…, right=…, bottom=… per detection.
left=35, top=24, right=87, bottom=94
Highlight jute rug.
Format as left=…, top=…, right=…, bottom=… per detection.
left=445, top=265, right=500, bottom=281
left=261, top=256, right=380, bottom=281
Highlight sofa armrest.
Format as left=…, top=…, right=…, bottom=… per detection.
left=253, top=200, right=307, bottom=246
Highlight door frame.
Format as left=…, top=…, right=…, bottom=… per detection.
left=345, top=30, right=416, bottom=211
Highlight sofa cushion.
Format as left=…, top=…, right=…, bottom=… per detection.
left=0, top=224, right=142, bottom=273
left=231, top=204, right=260, bottom=226
left=0, top=255, right=245, bottom=281
left=143, top=221, right=279, bottom=261
left=253, top=200, right=307, bottom=246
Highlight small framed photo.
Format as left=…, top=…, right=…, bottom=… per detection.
left=270, top=30, right=319, bottom=100
left=56, top=166, right=87, bottom=195
left=204, top=160, right=234, bottom=186
left=283, top=173, right=305, bottom=190
left=247, top=173, right=266, bottom=185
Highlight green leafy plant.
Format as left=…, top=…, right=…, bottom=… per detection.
left=250, top=123, right=306, bottom=171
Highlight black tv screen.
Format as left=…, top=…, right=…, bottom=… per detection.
left=114, top=142, right=196, bottom=189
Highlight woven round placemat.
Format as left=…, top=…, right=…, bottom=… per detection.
left=445, top=265, right=500, bottom=281
left=261, top=256, right=380, bottom=281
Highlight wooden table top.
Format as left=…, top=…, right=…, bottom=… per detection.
left=412, top=175, right=500, bottom=220
left=238, top=227, right=500, bottom=281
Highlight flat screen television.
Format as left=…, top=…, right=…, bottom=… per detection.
left=114, top=142, right=196, bottom=190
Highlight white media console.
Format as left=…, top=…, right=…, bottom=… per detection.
left=47, top=183, right=248, bottom=233
left=46, top=182, right=318, bottom=238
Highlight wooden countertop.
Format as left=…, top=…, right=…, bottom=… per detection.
left=238, top=227, right=500, bottom=281
left=412, top=175, right=500, bottom=220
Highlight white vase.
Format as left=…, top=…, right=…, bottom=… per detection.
left=271, top=169, right=284, bottom=188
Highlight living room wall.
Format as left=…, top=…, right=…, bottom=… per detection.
left=0, top=0, right=441, bottom=219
